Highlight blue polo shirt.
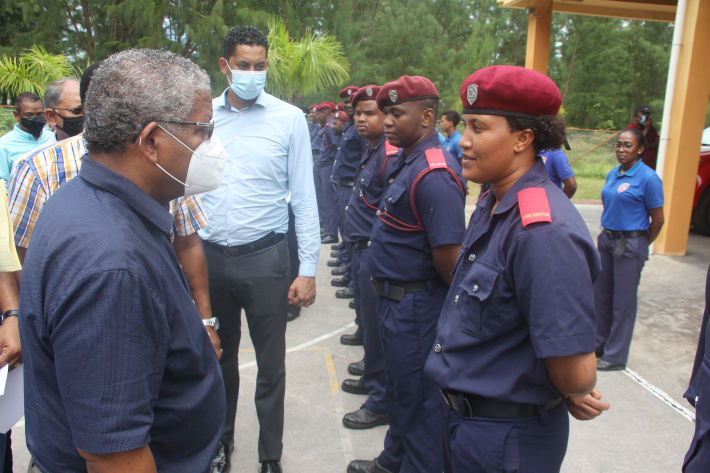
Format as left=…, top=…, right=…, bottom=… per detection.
left=369, top=134, right=465, bottom=282
left=331, top=120, right=363, bottom=182
left=0, top=124, right=56, bottom=181
left=19, top=156, right=225, bottom=473
left=600, top=160, right=664, bottom=231
left=442, top=130, right=462, bottom=159
left=539, top=148, right=573, bottom=189
left=425, top=160, right=600, bottom=404
left=343, top=134, right=388, bottom=243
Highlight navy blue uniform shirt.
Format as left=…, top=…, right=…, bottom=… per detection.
left=368, top=133, right=465, bottom=282
left=310, top=122, right=322, bottom=158
left=19, top=156, right=225, bottom=473
left=318, top=122, right=340, bottom=165
left=343, top=134, right=388, bottom=243
left=331, top=120, right=364, bottom=182
left=425, top=159, right=600, bottom=405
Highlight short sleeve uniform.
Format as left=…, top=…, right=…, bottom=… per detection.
left=425, top=159, right=600, bottom=405
left=539, top=148, right=573, bottom=189
left=368, top=134, right=466, bottom=282
left=600, top=160, right=663, bottom=232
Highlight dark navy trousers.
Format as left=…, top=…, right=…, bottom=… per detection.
left=313, top=160, right=325, bottom=229
left=320, top=165, right=340, bottom=238
left=594, top=232, right=649, bottom=365
left=335, top=184, right=353, bottom=274
left=376, top=286, right=447, bottom=473
left=442, top=400, right=569, bottom=473
left=351, top=246, right=387, bottom=415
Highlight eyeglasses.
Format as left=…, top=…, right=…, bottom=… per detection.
left=154, top=120, right=214, bottom=140
left=615, top=141, right=636, bottom=150
left=53, top=107, right=83, bottom=114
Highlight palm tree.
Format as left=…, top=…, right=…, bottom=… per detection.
left=266, top=20, right=350, bottom=104
left=0, top=46, right=77, bottom=103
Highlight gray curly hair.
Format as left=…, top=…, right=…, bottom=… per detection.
left=84, top=48, right=210, bottom=154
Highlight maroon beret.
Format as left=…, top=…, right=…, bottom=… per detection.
left=334, top=103, right=344, bottom=112
left=309, top=104, right=318, bottom=111
left=333, top=111, right=349, bottom=122
left=376, top=76, right=438, bottom=111
left=351, top=85, right=381, bottom=108
left=320, top=101, right=336, bottom=111
left=339, top=86, right=359, bottom=98
left=460, top=65, right=561, bottom=118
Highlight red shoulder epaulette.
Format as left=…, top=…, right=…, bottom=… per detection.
left=385, top=141, right=398, bottom=156
left=378, top=147, right=465, bottom=232
left=517, top=187, right=552, bottom=227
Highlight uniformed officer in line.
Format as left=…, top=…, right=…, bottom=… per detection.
left=317, top=101, right=341, bottom=246
left=424, top=65, right=610, bottom=473
left=348, top=76, right=466, bottom=473
left=340, top=85, right=393, bottom=430
left=309, top=104, right=327, bottom=236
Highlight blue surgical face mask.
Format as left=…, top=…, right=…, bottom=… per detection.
left=640, top=115, right=647, bottom=125
left=228, top=69, right=267, bottom=100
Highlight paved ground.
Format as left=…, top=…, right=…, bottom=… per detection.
left=8, top=203, right=709, bottom=472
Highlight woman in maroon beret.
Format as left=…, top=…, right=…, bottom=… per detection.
left=424, top=65, right=609, bottom=473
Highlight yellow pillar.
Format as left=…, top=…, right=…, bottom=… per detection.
left=654, top=0, right=710, bottom=255
left=524, top=0, right=552, bottom=74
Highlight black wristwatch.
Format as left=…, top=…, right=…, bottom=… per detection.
left=1, top=310, right=18, bottom=324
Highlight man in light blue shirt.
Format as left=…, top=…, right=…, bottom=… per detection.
left=200, top=25, right=320, bottom=473
left=439, top=110, right=462, bottom=161
left=0, top=93, right=56, bottom=182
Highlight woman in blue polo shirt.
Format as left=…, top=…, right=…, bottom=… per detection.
left=595, top=128, right=664, bottom=371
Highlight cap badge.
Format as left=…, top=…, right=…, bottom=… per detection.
left=366, top=87, right=373, bottom=97
left=389, top=90, right=398, bottom=103
left=467, top=84, right=478, bottom=105
left=348, top=89, right=352, bottom=95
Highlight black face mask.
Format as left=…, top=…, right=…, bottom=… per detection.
left=55, top=114, right=84, bottom=137
left=20, top=117, right=46, bottom=138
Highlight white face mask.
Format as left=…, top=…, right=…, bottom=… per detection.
left=155, top=126, right=227, bottom=196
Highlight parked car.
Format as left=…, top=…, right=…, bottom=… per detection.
left=691, top=127, right=710, bottom=235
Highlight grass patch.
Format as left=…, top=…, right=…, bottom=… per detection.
left=0, top=108, right=14, bottom=136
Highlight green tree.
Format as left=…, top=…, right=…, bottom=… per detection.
left=266, top=20, right=350, bottom=103
left=0, top=45, right=76, bottom=103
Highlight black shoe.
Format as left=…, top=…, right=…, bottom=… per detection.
left=349, top=300, right=355, bottom=309
left=340, top=332, right=363, bottom=346
left=287, top=304, right=300, bottom=322
left=322, top=236, right=339, bottom=244
left=259, top=461, right=282, bottom=473
left=347, top=459, right=393, bottom=473
left=348, top=359, right=364, bottom=376
left=343, top=407, right=389, bottom=429
left=331, top=264, right=347, bottom=276
left=327, top=259, right=342, bottom=267
left=331, top=243, right=344, bottom=250
left=211, top=442, right=231, bottom=473
left=332, top=276, right=351, bottom=287
left=330, top=251, right=341, bottom=258
left=597, top=359, right=626, bottom=371
left=320, top=229, right=327, bottom=238
left=336, top=287, right=355, bottom=299
left=342, top=378, right=367, bottom=395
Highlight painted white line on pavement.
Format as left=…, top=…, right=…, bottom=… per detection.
left=623, top=368, right=695, bottom=422
left=239, top=322, right=356, bottom=370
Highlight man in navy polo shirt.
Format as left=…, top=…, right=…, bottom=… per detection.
left=19, top=49, right=226, bottom=473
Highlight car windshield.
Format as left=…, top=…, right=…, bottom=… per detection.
left=703, top=127, right=710, bottom=146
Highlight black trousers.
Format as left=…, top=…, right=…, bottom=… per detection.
left=204, top=238, right=291, bottom=462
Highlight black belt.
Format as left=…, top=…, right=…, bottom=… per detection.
left=205, top=232, right=285, bottom=257
left=337, top=178, right=355, bottom=187
left=353, top=240, right=371, bottom=251
left=319, top=160, right=334, bottom=167
left=601, top=228, right=648, bottom=239
left=370, top=277, right=443, bottom=302
left=441, top=389, right=563, bottom=419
